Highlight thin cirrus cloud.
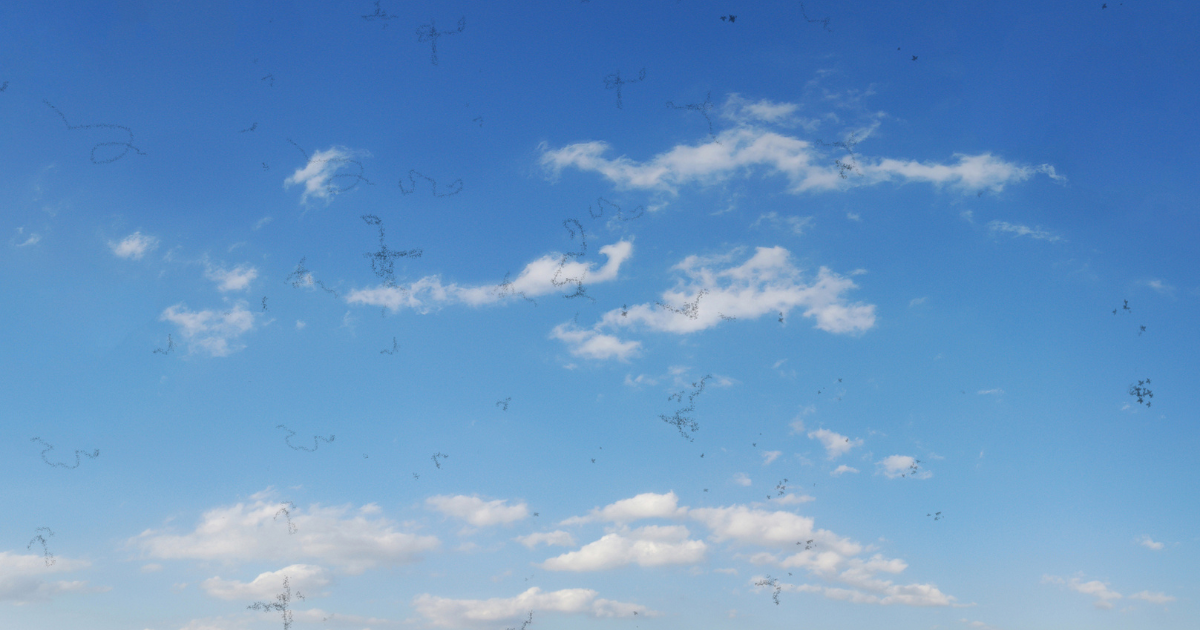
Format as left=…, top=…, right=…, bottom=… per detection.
left=514, top=531, right=576, bottom=549
left=130, top=496, right=439, bottom=574
left=554, top=245, right=875, bottom=360
left=412, top=587, right=653, bottom=628
left=346, top=240, right=633, bottom=314
left=986, top=221, right=1062, bottom=242
left=200, top=564, right=329, bottom=600
left=426, top=495, right=529, bottom=527
left=540, top=103, right=1063, bottom=195
left=159, top=301, right=256, bottom=357
left=108, top=231, right=159, bottom=260
left=0, top=551, right=103, bottom=604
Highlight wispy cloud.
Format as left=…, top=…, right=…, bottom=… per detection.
left=541, top=118, right=1061, bottom=196
left=808, top=428, right=862, bottom=459
left=413, top=587, right=652, bottom=627
left=986, top=221, right=1061, bottom=242
left=1136, top=535, right=1164, bottom=551
left=830, top=465, right=859, bottom=476
left=109, top=231, right=159, bottom=260
left=1043, top=575, right=1122, bottom=610
left=284, top=146, right=369, bottom=203
left=205, top=264, right=259, bottom=292
left=346, top=241, right=633, bottom=313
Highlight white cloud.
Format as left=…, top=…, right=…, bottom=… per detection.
left=752, top=212, right=813, bottom=236
left=1136, top=535, right=1164, bottom=551
left=253, top=217, right=273, bottom=230
left=1129, top=590, right=1175, bottom=604
left=977, top=388, right=1004, bottom=395
left=132, top=497, right=439, bottom=574
left=1145, top=279, right=1175, bottom=295
left=846, top=212, right=861, bottom=222
left=540, top=124, right=1061, bottom=196
left=160, top=301, right=256, bottom=357
left=723, top=94, right=802, bottom=125
left=1043, top=575, right=1122, bottom=609
left=876, top=455, right=930, bottom=479
left=13, top=227, right=41, bottom=247
left=295, top=320, right=306, bottom=330
left=986, top=221, right=1061, bottom=242
left=109, top=231, right=159, bottom=260
left=772, top=494, right=815, bottom=505
left=808, top=428, right=862, bottom=460
left=762, top=451, right=782, bottom=465
left=541, top=525, right=707, bottom=571
left=789, top=405, right=816, bottom=434
left=0, top=551, right=101, bottom=603
left=201, top=564, right=329, bottom=600
left=426, top=495, right=529, bottom=527
left=590, top=246, right=875, bottom=341
left=549, top=324, right=641, bottom=361
left=205, top=264, right=259, bottom=292
left=414, top=587, right=652, bottom=627
left=909, top=297, right=926, bottom=307
left=830, top=465, right=859, bottom=476
left=284, top=146, right=367, bottom=203
left=732, top=473, right=752, bottom=487
left=346, top=240, right=633, bottom=313
left=561, top=492, right=686, bottom=525
left=553, top=491, right=957, bottom=608
left=514, top=531, right=576, bottom=549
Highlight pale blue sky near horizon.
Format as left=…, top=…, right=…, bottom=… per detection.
left=1, top=1, right=1198, bottom=629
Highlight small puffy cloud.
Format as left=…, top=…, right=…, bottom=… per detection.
left=540, top=125, right=1060, bottom=196
left=205, top=264, right=259, bottom=292
left=732, top=473, right=752, bottom=487
left=808, top=429, right=862, bottom=460
left=846, top=212, right=862, bottom=222
left=284, top=146, right=367, bottom=203
left=131, top=497, right=439, bottom=574
left=0, top=551, right=101, bottom=603
left=752, top=212, right=813, bottom=235
left=160, top=301, right=255, bottom=357
left=109, top=231, right=159, bottom=260
left=1145, top=279, right=1175, bottom=295
left=876, top=455, right=930, bottom=479
left=514, top=531, right=576, bottom=549
left=550, top=324, right=641, bottom=361
left=561, top=492, right=687, bottom=525
left=541, top=525, right=707, bottom=571
left=830, top=465, right=859, bottom=477
left=346, top=241, right=632, bottom=313
left=201, top=564, right=329, bottom=600
left=909, top=297, right=926, bottom=307
left=1136, top=535, right=1164, bottom=551
left=1129, top=590, right=1175, bottom=604
left=593, top=246, right=875, bottom=339
left=426, top=495, right=529, bottom=527
left=987, top=221, right=1061, bottom=242
left=762, top=451, right=782, bottom=466
left=413, top=587, right=652, bottom=628
left=1044, top=575, right=1122, bottom=609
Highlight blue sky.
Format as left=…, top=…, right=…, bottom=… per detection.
left=2, top=1, right=1198, bottom=629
